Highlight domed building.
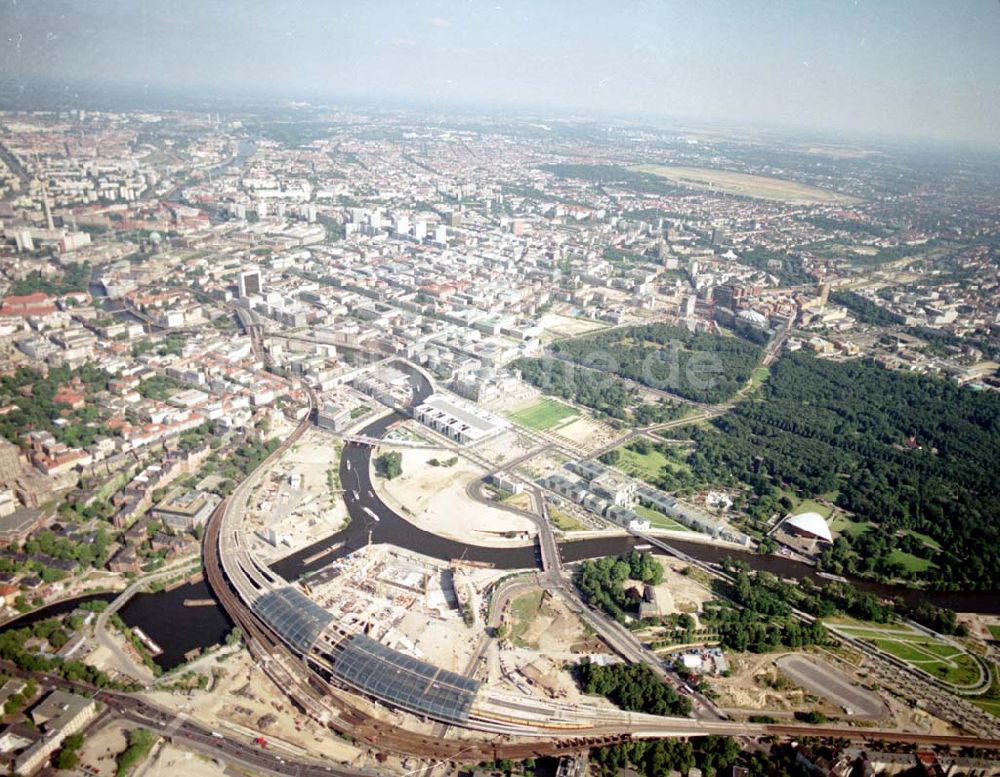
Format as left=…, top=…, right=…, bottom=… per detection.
left=737, top=308, right=768, bottom=327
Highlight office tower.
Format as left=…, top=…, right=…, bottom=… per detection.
left=239, top=269, right=263, bottom=298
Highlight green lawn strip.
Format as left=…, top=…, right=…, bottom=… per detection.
left=828, top=514, right=872, bottom=537
left=912, top=642, right=966, bottom=660
left=508, top=398, right=579, bottom=431
left=869, top=637, right=979, bottom=685
left=900, top=528, right=942, bottom=552
left=633, top=504, right=691, bottom=531
left=887, top=548, right=937, bottom=573
left=988, top=625, right=1000, bottom=641
left=832, top=622, right=919, bottom=636
left=749, top=366, right=770, bottom=389
left=971, top=699, right=1000, bottom=717
left=794, top=499, right=833, bottom=519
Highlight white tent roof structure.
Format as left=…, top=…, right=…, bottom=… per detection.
left=786, top=511, right=833, bottom=542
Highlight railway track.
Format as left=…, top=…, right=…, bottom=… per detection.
left=764, top=725, right=1000, bottom=750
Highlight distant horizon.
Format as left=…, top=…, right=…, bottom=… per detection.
left=4, top=75, right=1000, bottom=161
left=1, top=1, right=998, bottom=152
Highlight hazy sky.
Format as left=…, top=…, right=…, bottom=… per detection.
left=2, top=0, right=999, bottom=147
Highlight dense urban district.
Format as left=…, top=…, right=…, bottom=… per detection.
left=0, top=107, right=996, bottom=777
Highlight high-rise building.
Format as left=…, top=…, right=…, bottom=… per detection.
left=435, top=225, right=447, bottom=244
left=414, top=221, right=427, bottom=240
left=239, top=269, right=262, bottom=298
left=395, top=216, right=410, bottom=237
left=818, top=281, right=831, bottom=307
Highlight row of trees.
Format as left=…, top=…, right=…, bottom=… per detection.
left=715, top=559, right=965, bottom=639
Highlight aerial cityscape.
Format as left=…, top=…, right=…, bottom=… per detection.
left=0, top=2, right=998, bottom=776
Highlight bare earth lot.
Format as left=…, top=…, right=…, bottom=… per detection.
left=378, top=446, right=536, bottom=543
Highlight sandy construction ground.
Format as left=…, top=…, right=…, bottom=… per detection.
left=377, top=446, right=536, bottom=544
left=245, top=428, right=351, bottom=562
left=711, top=652, right=824, bottom=714
left=143, top=742, right=229, bottom=777
left=776, top=653, right=888, bottom=718
left=470, top=428, right=541, bottom=469
left=537, top=312, right=609, bottom=340
left=550, top=415, right=619, bottom=453
left=141, top=651, right=365, bottom=766
left=651, top=561, right=716, bottom=619
left=76, top=721, right=130, bottom=777
left=512, top=593, right=596, bottom=656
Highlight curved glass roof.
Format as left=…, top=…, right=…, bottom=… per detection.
left=252, top=586, right=335, bottom=653
left=328, top=634, right=480, bottom=723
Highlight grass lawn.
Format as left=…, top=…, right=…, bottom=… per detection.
left=867, top=636, right=980, bottom=686
left=794, top=499, right=833, bottom=519
left=972, top=698, right=1000, bottom=717
left=509, top=591, right=543, bottom=648
left=825, top=617, right=914, bottom=634
left=634, top=504, right=691, bottom=532
left=887, top=548, right=936, bottom=573
left=988, top=625, right=1000, bottom=641
left=615, top=445, right=669, bottom=483
left=829, top=513, right=871, bottom=538
left=508, top=398, right=579, bottom=431
left=900, top=528, right=941, bottom=552
left=749, top=366, right=770, bottom=390
left=829, top=620, right=981, bottom=687
left=631, top=164, right=859, bottom=204
left=550, top=507, right=584, bottom=532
